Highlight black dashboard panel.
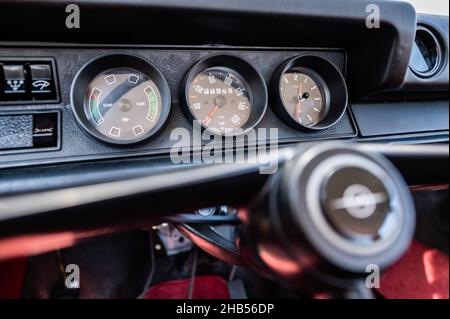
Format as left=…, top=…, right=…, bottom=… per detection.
left=0, top=0, right=447, bottom=199
left=0, top=47, right=355, bottom=168
left=351, top=101, right=449, bottom=137
left=0, top=0, right=417, bottom=98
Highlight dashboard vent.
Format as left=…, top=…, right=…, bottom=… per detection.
left=409, top=25, right=443, bottom=78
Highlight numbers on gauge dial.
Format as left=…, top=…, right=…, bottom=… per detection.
left=280, top=72, right=325, bottom=127
left=188, top=68, right=252, bottom=134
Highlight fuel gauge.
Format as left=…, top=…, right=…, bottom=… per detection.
left=84, top=69, right=162, bottom=141
left=71, top=54, right=171, bottom=145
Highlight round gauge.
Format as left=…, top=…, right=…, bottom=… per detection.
left=182, top=55, right=267, bottom=136
left=270, top=55, right=348, bottom=131
left=83, top=69, right=162, bottom=141
left=279, top=70, right=326, bottom=127
left=187, top=68, right=252, bottom=134
left=71, top=54, right=171, bottom=145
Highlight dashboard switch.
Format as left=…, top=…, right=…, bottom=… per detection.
left=3, top=65, right=26, bottom=95
left=0, top=59, right=59, bottom=105
left=30, top=64, right=54, bottom=98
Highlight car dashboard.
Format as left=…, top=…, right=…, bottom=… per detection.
left=0, top=0, right=448, bottom=300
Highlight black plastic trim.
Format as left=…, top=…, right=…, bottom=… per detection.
left=0, top=57, right=60, bottom=105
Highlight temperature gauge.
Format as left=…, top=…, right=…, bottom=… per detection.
left=71, top=54, right=171, bottom=145
left=84, top=69, right=161, bottom=141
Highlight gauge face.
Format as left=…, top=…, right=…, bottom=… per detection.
left=279, top=71, right=326, bottom=127
left=271, top=55, right=348, bottom=132
left=187, top=67, right=252, bottom=135
left=83, top=68, right=162, bottom=142
left=71, top=54, right=171, bottom=145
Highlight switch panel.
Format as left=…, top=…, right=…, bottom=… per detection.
left=0, top=58, right=59, bottom=105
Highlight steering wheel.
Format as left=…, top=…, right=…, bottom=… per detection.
left=0, top=142, right=448, bottom=298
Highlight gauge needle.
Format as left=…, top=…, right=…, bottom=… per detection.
left=294, top=82, right=302, bottom=120
left=202, top=104, right=220, bottom=126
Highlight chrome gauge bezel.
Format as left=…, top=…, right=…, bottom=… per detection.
left=70, top=54, right=171, bottom=146
left=181, top=54, right=268, bottom=136
left=270, top=55, right=348, bottom=131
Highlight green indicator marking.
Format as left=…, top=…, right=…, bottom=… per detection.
left=145, top=86, right=159, bottom=122
left=89, top=88, right=104, bottom=125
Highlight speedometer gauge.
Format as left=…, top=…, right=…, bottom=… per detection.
left=182, top=55, right=267, bottom=136
left=71, top=54, right=171, bottom=145
left=187, top=68, right=251, bottom=134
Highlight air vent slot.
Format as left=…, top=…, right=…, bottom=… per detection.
left=409, top=25, right=442, bottom=78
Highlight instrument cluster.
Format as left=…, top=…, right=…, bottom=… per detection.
left=71, top=53, right=348, bottom=145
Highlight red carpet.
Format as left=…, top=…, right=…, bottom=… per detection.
left=0, top=257, right=26, bottom=299
left=378, top=241, right=449, bottom=299
left=142, top=275, right=230, bottom=299
left=0, top=242, right=447, bottom=299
